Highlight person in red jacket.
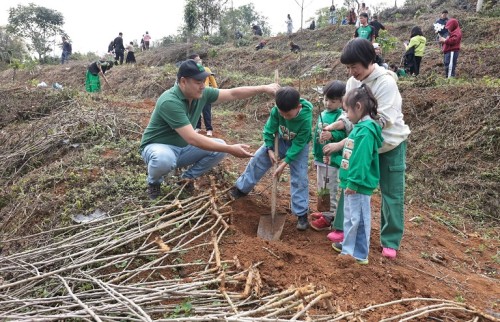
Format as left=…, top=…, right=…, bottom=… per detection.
left=438, top=18, right=462, bottom=78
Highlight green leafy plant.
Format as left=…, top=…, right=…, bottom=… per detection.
left=317, top=187, right=330, bottom=196
left=377, top=30, right=399, bottom=54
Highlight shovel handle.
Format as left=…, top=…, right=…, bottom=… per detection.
left=271, top=133, right=279, bottom=224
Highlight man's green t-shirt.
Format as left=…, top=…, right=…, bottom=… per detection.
left=355, top=25, right=374, bottom=40
left=140, top=84, right=219, bottom=151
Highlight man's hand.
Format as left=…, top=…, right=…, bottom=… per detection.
left=323, top=141, right=344, bottom=155
left=264, top=83, right=281, bottom=96
left=227, top=144, right=254, bottom=158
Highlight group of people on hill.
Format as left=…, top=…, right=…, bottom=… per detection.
left=85, top=31, right=154, bottom=92
left=138, top=37, right=410, bottom=265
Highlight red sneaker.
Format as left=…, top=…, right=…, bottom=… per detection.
left=327, top=230, right=344, bottom=243
left=310, top=212, right=323, bottom=219
left=382, top=247, right=397, bottom=259
left=310, top=215, right=331, bottom=231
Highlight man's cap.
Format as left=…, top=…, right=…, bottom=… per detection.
left=373, top=43, right=380, bottom=49
left=177, top=59, right=210, bottom=81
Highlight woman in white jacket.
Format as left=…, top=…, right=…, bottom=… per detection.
left=323, top=38, right=411, bottom=260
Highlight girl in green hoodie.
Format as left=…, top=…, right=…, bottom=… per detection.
left=332, top=84, right=383, bottom=264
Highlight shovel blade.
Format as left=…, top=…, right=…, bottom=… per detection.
left=257, top=214, right=287, bottom=241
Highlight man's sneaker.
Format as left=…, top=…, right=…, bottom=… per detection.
left=206, top=130, right=213, bottom=136
left=310, top=212, right=323, bottom=219
left=310, top=215, right=331, bottom=231
left=327, top=230, right=344, bottom=243
left=296, top=214, right=309, bottom=231
left=331, top=242, right=342, bottom=253
left=382, top=247, right=397, bottom=259
left=229, top=186, right=247, bottom=200
left=148, top=183, right=161, bottom=200
left=195, top=128, right=201, bottom=133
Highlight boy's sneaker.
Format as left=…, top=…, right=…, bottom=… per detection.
left=382, top=247, right=397, bottom=259
left=327, top=230, right=344, bottom=243
left=310, top=212, right=323, bottom=219
left=310, top=215, right=331, bottom=231
left=356, top=258, right=369, bottom=265
left=229, top=186, right=247, bottom=200
left=331, top=242, right=342, bottom=253
left=206, top=130, right=213, bottom=136
left=148, top=183, right=161, bottom=200
left=296, top=214, right=309, bottom=231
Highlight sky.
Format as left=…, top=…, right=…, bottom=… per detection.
left=0, top=0, right=404, bottom=56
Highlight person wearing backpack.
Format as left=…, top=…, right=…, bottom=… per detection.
left=404, top=26, right=426, bottom=76
left=61, top=36, right=72, bottom=64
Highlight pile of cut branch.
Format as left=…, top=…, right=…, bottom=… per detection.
left=0, top=179, right=495, bottom=321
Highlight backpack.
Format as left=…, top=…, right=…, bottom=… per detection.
left=403, top=46, right=416, bottom=72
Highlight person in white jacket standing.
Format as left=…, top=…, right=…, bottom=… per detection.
left=323, top=38, right=411, bottom=260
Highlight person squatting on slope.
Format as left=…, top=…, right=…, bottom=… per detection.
left=139, top=59, right=279, bottom=199
left=85, top=59, right=114, bottom=92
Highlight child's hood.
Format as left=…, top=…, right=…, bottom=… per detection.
left=445, top=18, right=460, bottom=32
left=357, top=119, right=383, bottom=148
left=297, top=98, right=313, bottom=118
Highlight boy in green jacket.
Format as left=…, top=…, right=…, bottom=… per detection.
left=310, top=80, right=347, bottom=231
left=230, top=87, right=313, bottom=231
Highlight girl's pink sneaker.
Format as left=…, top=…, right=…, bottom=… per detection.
left=327, top=230, right=344, bottom=243
left=382, top=247, right=397, bottom=259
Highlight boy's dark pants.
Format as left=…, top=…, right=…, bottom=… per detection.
left=196, top=103, right=213, bottom=131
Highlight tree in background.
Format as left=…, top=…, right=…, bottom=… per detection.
left=184, top=0, right=198, bottom=48
left=0, top=26, right=26, bottom=68
left=219, top=4, right=270, bottom=39
left=7, top=4, right=65, bottom=62
left=197, top=0, right=227, bottom=35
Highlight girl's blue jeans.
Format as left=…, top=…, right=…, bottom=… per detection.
left=141, top=139, right=226, bottom=184
left=341, top=192, right=372, bottom=261
left=235, top=139, right=310, bottom=217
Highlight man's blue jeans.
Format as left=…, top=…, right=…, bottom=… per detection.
left=141, top=140, right=226, bottom=185
left=341, top=192, right=372, bottom=261
left=235, top=138, right=309, bottom=217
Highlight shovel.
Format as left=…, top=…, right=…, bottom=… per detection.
left=317, top=107, right=331, bottom=212
left=257, top=133, right=287, bottom=240
left=257, top=69, right=286, bottom=241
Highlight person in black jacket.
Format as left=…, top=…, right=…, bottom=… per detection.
left=369, top=15, right=385, bottom=39
left=113, top=32, right=125, bottom=65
